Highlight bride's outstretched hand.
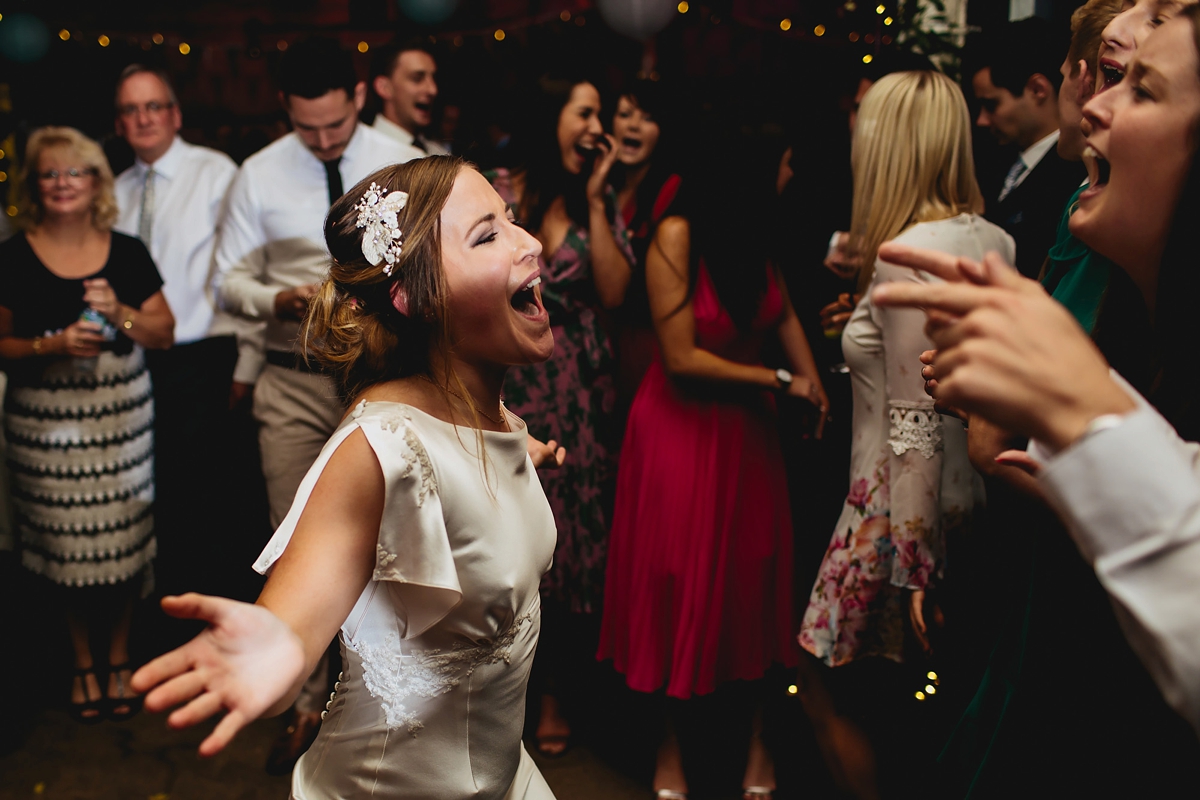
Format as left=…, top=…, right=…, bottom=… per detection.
left=131, top=593, right=306, bottom=757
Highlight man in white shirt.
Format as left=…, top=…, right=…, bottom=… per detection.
left=112, top=64, right=252, bottom=596
left=370, top=39, right=451, bottom=155
left=971, top=17, right=1087, bottom=278
left=216, top=37, right=421, bottom=531
left=213, top=40, right=420, bottom=769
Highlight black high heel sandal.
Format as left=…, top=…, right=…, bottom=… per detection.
left=105, top=662, right=143, bottom=722
left=69, top=667, right=105, bottom=725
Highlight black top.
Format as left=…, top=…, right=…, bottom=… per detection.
left=984, top=148, right=1087, bottom=279
left=0, top=231, right=163, bottom=359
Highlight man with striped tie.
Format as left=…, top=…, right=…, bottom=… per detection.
left=112, top=65, right=252, bottom=600
left=970, top=17, right=1086, bottom=278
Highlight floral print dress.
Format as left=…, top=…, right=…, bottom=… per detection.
left=487, top=169, right=633, bottom=614
left=799, top=215, right=1012, bottom=666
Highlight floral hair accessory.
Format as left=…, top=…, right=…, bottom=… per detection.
left=354, top=182, right=409, bottom=276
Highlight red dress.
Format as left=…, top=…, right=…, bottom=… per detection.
left=597, top=265, right=798, bottom=699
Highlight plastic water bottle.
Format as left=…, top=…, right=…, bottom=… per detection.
left=75, top=308, right=117, bottom=374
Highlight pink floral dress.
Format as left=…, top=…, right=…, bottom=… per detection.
left=798, top=215, right=1013, bottom=666
left=487, top=169, right=633, bottom=614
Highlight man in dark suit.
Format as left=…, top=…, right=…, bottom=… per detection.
left=971, top=17, right=1087, bottom=279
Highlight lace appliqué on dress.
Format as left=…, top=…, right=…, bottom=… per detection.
left=352, top=613, right=533, bottom=736
left=888, top=402, right=943, bottom=459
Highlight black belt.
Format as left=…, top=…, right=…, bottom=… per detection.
left=265, top=350, right=325, bottom=374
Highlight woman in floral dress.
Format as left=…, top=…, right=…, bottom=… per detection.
left=794, top=72, right=1013, bottom=797
left=486, top=72, right=633, bottom=754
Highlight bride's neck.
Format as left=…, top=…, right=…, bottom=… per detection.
left=429, top=354, right=507, bottom=424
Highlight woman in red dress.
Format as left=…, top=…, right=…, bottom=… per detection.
left=598, top=157, right=828, bottom=799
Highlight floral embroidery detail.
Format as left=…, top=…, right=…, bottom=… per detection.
left=400, top=424, right=437, bottom=507
left=375, top=543, right=398, bottom=569
left=887, top=402, right=943, bottom=459
left=372, top=410, right=438, bottom=507
left=351, top=399, right=367, bottom=419
left=351, top=613, right=534, bottom=735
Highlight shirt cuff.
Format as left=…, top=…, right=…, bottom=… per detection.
left=233, top=347, right=265, bottom=385
left=1039, top=407, right=1200, bottom=564
left=221, top=280, right=279, bottom=321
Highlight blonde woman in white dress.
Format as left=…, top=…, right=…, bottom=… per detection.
left=132, top=156, right=564, bottom=799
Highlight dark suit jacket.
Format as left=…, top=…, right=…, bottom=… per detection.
left=985, top=148, right=1087, bottom=279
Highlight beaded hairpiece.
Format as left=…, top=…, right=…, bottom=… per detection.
left=354, top=182, right=409, bottom=276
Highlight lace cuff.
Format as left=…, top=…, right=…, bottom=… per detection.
left=888, top=402, right=943, bottom=459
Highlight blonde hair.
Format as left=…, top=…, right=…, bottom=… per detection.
left=15, top=126, right=118, bottom=231
left=850, top=71, right=983, bottom=291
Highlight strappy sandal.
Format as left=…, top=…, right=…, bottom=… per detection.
left=69, top=667, right=104, bottom=725
left=105, top=662, right=144, bottom=722
left=743, top=787, right=774, bottom=800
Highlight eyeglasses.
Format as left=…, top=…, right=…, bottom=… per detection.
left=37, top=168, right=98, bottom=183
left=116, top=100, right=175, bottom=118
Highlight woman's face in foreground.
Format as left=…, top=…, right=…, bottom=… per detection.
left=1096, top=0, right=1191, bottom=92
left=438, top=168, right=553, bottom=368
left=1072, top=15, right=1200, bottom=272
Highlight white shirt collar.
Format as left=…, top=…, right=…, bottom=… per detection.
left=135, top=135, right=186, bottom=180
left=372, top=113, right=418, bottom=148
left=1020, top=129, right=1060, bottom=172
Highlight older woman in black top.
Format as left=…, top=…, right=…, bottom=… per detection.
left=2, top=127, right=173, bottom=722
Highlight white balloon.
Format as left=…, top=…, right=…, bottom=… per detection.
left=597, top=0, right=678, bottom=40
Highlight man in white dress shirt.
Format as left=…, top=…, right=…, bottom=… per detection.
left=112, top=65, right=253, bottom=597
left=370, top=39, right=450, bottom=155
left=216, top=37, right=421, bottom=531
left=214, top=38, right=420, bottom=769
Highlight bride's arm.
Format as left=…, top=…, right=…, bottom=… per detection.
left=132, top=429, right=384, bottom=755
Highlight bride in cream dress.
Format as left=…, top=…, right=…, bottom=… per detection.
left=132, top=156, right=565, bottom=799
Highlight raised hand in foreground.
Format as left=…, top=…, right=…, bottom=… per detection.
left=869, top=242, right=1135, bottom=452
left=131, top=594, right=307, bottom=757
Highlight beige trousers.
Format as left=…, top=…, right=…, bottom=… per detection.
left=253, top=363, right=345, bottom=716
left=253, top=364, right=345, bottom=529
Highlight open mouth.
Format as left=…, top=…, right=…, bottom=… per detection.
left=414, top=101, right=432, bottom=114
left=1082, top=145, right=1110, bottom=189
left=621, top=137, right=642, bottom=150
left=1099, top=58, right=1125, bottom=90
left=510, top=274, right=544, bottom=318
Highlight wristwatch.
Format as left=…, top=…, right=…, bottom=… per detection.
left=775, top=368, right=793, bottom=390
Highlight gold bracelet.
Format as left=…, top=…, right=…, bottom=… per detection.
left=122, top=311, right=134, bottom=330
left=31, top=336, right=43, bottom=355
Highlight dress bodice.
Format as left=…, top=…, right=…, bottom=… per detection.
left=255, top=401, right=557, bottom=799
left=691, top=263, right=785, bottom=364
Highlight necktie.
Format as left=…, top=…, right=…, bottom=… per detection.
left=997, top=157, right=1028, bottom=203
left=411, top=136, right=428, bottom=154
left=138, top=167, right=156, bottom=245
left=323, top=157, right=343, bottom=206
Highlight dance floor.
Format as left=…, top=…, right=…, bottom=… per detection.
left=0, top=709, right=647, bottom=800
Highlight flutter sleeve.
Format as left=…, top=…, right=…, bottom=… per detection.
left=253, top=403, right=461, bottom=639
left=358, top=407, right=462, bottom=639
left=873, top=260, right=946, bottom=590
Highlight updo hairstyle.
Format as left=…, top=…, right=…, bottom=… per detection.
left=303, top=155, right=465, bottom=402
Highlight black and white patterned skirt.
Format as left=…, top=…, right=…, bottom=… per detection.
left=5, top=348, right=156, bottom=587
